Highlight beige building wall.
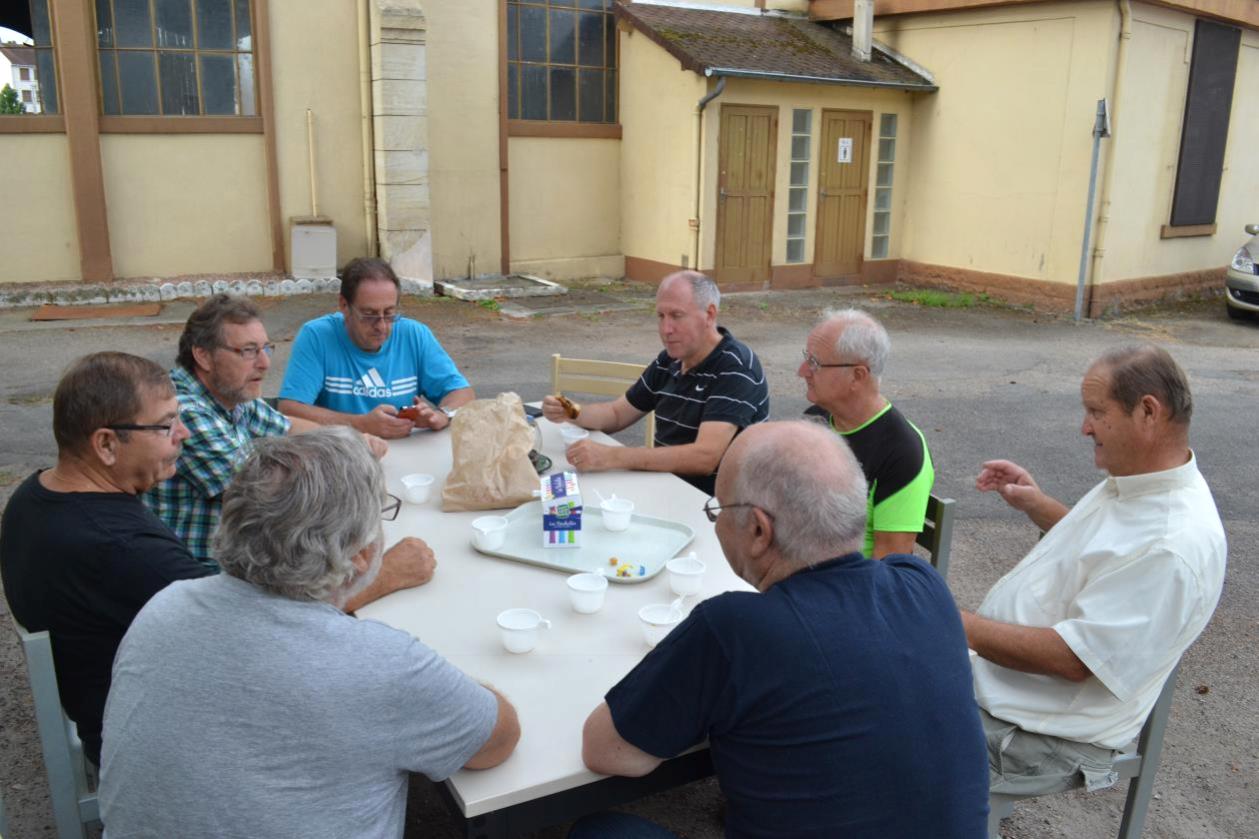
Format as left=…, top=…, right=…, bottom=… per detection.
left=269, top=0, right=370, bottom=269
left=0, top=135, right=80, bottom=284
left=1100, top=3, right=1259, bottom=283
left=696, top=78, right=913, bottom=272
left=508, top=138, right=622, bottom=278
left=424, top=0, right=502, bottom=279
left=619, top=26, right=707, bottom=272
left=874, top=1, right=1118, bottom=286
left=101, top=136, right=271, bottom=277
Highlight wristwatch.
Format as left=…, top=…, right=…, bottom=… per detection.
left=440, top=407, right=457, bottom=419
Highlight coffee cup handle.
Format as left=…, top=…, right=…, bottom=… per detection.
left=539, top=619, right=552, bottom=630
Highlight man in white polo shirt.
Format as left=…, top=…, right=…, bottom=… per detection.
left=964, top=344, right=1225, bottom=797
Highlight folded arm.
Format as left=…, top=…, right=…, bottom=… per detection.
left=960, top=611, right=1091, bottom=682
left=566, top=421, right=737, bottom=477
left=465, top=687, right=521, bottom=770
left=581, top=701, right=664, bottom=778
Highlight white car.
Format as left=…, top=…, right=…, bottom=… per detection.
left=1226, top=223, right=1259, bottom=320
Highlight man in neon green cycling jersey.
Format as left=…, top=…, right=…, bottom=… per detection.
left=800, top=309, right=934, bottom=559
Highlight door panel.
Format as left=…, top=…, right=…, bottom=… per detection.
left=814, top=110, right=871, bottom=279
left=715, top=105, right=777, bottom=285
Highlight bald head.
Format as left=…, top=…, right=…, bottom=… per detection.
left=721, top=421, right=869, bottom=566
left=659, top=271, right=720, bottom=312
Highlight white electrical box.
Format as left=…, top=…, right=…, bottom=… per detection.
left=290, top=218, right=336, bottom=280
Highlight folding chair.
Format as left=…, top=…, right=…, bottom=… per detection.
left=915, top=493, right=956, bottom=579
left=987, top=662, right=1181, bottom=839
left=12, top=620, right=100, bottom=839
left=551, top=353, right=654, bottom=447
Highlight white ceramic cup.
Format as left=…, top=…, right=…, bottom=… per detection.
left=638, top=603, right=684, bottom=648
left=471, top=515, right=510, bottom=551
left=560, top=424, right=589, bottom=445
left=400, top=473, right=435, bottom=504
left=496, top=608, right=551, bottom=654
left=600, top=497, right=635, bottom=532
left=566, top=572, right=609, bottom=614
left=666, top=554, right=706, bottom=597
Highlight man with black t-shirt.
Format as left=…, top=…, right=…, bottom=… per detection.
left=0, top=352, right=212, bottom=766
left=541, top=271, right=768, bottom=495
left=800, top=309, right=934, bottom=559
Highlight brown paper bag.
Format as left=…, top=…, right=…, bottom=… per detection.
left=441, top=392, right=538, bottom=512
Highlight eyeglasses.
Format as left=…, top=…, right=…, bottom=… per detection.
left=702, top=496, right=763, bottom=523
left=801, top=350, right=864, bottom=373
left=106, top=422, right=180, bottom=439
left=350, top=306, right=401, bottom=325
left=219, top=343, right=275, bottom=361
left=381, top=493, right=402, bottom=522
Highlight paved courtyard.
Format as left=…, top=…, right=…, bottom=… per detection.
left=0, top=283, right=1255, bottom=838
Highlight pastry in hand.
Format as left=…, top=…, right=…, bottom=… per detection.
left=555, top=394, right=580, bottom=420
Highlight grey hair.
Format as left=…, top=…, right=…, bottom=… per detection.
left=821, top=308, right=890, bottom=377
left=214, top=427, right=385, bottom=604
left=1094, top=344, right=1193, bottom=426
left=729, top=421, right=869, bottom=565
left=663, top=270, right=721, bottom=311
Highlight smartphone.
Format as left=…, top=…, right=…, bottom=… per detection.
left=523, top=404, right=543, bottom=418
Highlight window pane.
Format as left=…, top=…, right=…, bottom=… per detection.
left=36, top=49, right=58, bottom=113
left=159, top=51, right=198, bottom=114
left=197, top=0, right=234, bottom=50
left=791, top=136, right=808, bottom=160
left=607, top=67, right=615, bottom=121
left=97, top=0, right=115, bottom=46
left=878, top=138, right=896, bottom=162
left=118, top=51, right=158, bottom=113
left=521, top=64, right=547, bottom=119
left=550, top=66, right=575, bottom=120
left=550, top=0, right=576, bottom=6
left=877, top=162, right=893, bottom=187
left=880, top=112, right=897, bottom=138
left=32, top=0, right=52, bottom=46
left=577, top=0, right=606, bottom=8
left=200, top=53, right=235, bottom=113
left=790, top=161, right=808, bottom=187
left=788, top=213, right=805, bottom=238
left=875, top=187, right=891, bottom=212
left=792, top=108, right=811, bottom=135
left=507, top=5, right=518, bottom=61
left=605, top=11, right=615, bottom=66
left=549, top=10, right=575, bottom=65
left=507, top=63, right=519, bottom=119
left=234, top=0, right=252, bottom=49
left=577, top=12, right=602, bottom=67
left=578, top=68, right=604, bottom=122
left=786, top=238, right=805, bottom=263
left=872, top=235, right=888, bottom=259
left=873, top=212, right=890, bottom=236
left=156, top=0, right=194, bottom=48
left=789, top=187, right=806, bottom=213
left=99, top=51, right=121, bottom=114
left=116, top=0, right=155, bottom=47
left=236, top=52, right=255, bottom=114
left=520, top=6, right=547, bottom=62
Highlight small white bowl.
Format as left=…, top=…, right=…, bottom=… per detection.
left=400, top=473, right=435, bottom=504
left=471, top=515, right=509, bottom=551
left=666, top=554, right=706, bottom=596
left=496, top=608, right=550, bottom=654
left=638, top=603, right=684, bottom=648
left=560, top=424, right=589, bottom=444
left=600, top=497, right=635, bottom=532
left=566, top=572, right=609, bottom=614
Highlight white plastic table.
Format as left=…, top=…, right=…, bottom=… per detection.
left=357, top=417, right=751, bottom=838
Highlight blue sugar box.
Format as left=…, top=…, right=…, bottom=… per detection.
left=541, top=471, right=583, bottom=548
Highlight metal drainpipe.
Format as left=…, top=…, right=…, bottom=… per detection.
left=1085, top=0, right=1132, bottom=317
left=357, top=0, right=378, bottom=257
left=693, top=75, right=727, bottom=272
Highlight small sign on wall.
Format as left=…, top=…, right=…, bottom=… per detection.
left=837, top=137, right=853, bottom=164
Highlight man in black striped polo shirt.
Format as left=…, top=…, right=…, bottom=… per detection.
left=541, top=271, right=768, bottom=495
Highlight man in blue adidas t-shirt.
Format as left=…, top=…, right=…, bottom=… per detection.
left=279, top=258, right=475, bottom=439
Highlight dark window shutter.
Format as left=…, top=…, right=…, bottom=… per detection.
left=1169, top=20, right=1241, bottom=227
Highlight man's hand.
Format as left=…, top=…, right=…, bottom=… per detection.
left=412, top=400, right=451, bottom=431
left=541, top=395, right=570, bottom=424
left=355, top=404, right=415, bottom=439
left=379, top=537, right=438, bottom=589
left=566, top=439, right=619, bottom=472
left=362, top=433, right=388, bottom=460
left=976, top=459, right=1069, bottom=533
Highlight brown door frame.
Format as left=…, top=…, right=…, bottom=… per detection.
left=813, top=108, right=872, bottom=281
left=713, top=103, right=777, bottom=286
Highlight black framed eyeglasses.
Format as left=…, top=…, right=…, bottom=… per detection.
left=801, top=350, right=863, bottom=373
left=702, top=496, right=762, bottom=524
left=381, top=493, right=402, bottom=522
left=350, top=306, right=401, bottom=325
left=106, top=422, right=180, bottom=439
left=219, top=343, right=276, bottom=361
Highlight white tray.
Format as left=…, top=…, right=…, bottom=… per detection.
left=472, top=500, right=695, bottom=583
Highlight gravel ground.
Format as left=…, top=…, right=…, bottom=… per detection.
left=0, top=283, right=1255, bottom=838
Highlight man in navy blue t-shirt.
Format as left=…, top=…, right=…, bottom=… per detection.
left=578, top=421, right=988, bottom=838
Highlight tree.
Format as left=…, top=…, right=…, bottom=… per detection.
left=0, top=84, right=25, bottom=115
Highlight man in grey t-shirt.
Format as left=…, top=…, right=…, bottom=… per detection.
left=100, top=429, right=520, bottom=839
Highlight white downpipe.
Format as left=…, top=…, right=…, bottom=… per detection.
left=357, top=0, right=378, bottom=256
